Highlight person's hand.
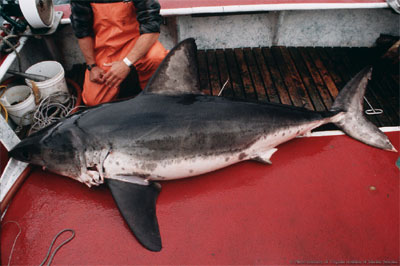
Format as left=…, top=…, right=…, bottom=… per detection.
left=103, top=61, right=131, bottom=88
left=89, top=66, right=105, bottom=84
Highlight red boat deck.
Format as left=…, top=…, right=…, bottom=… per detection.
left=1, top=131, right=398, bottom=265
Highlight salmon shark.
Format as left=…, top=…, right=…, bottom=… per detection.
left=9, top=38, right=396, bottom=251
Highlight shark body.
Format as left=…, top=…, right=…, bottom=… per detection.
left=10, top=39, right=395, bottom=251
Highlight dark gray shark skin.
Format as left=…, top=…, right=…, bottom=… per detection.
left=9, top=38, right=396, bottom=252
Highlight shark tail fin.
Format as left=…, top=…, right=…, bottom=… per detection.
left=330, top=67, right=396, bottom=152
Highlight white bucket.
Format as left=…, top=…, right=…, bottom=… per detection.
left=25, top=61, right=69, bottom=99
left=0, top=85, right=36, bottom=126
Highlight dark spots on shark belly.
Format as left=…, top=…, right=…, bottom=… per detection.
left=107, top=159, right=122, bottom=167
left=140, top=162, right=158, bottom=172
left=238, top=152, right=247, bottom=160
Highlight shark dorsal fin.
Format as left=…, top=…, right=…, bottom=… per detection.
left=144, top=38, right=202, bottom=95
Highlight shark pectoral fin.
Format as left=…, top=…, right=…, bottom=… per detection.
left=106, top=179, right=162, bottom=252
left=252, top=148, right=278, bottom=164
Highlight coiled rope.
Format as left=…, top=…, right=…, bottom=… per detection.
left=39, top=229, right=76, bottom=266
left=0, top=25, right=22, bottom=72
left=2, top=221, right=21, bottom=266
left=1, top=77, right=83, bottom=135
left=3, top=221, right=75, bottom=266
left=28, top=92, right=78, bottom=135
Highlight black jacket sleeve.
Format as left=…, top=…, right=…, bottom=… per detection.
left=70, top=1, right=94, bottom=39
left=132, top=0, right=163, bottom=34
left=69, top=0, right=162, bottom=37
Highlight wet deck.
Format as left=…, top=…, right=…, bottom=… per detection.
left=1, top=132, right=399, bottom=265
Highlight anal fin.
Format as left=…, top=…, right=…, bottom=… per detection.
left=106, top=179, right=162, bottom=252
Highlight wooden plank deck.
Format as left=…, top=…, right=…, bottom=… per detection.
left=197, top=46, right=399, bottom=128
left=67, top=46, right=398, bottom=129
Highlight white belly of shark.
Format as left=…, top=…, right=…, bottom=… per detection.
left=103, top=146, right=274, bottom=183
left=101, top=120, right=329, bottom=184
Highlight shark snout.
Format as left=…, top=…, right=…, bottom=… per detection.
left=9, top=138, right=42, bottom=163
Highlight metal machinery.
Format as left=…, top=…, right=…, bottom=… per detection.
left=0, top=0, right=54, bottom=31
left=0, top=0, right=62, bottom=55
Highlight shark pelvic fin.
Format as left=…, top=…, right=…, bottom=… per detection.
left=252, top=148, right=278, bottom=164
left=106, top=179, right=162, bottom=252
left=144, top=38, right=202, bottom=95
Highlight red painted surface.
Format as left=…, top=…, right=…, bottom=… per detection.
left=0, top=55, right=7, bottom=66
left=158, top=0, right=386, bottom=9
left=55, top=4, right=71, bottom=20
left=1, top=132, right=399, bottom=265
left=0, top=143, right=8, bottom=173
left=55, top=0, right=386, bottom=19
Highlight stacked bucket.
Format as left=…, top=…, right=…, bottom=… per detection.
left=0, top=61, right=68, bottom=127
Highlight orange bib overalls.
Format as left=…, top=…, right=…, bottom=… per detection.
left=82, top=1, right=168, bottom=106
